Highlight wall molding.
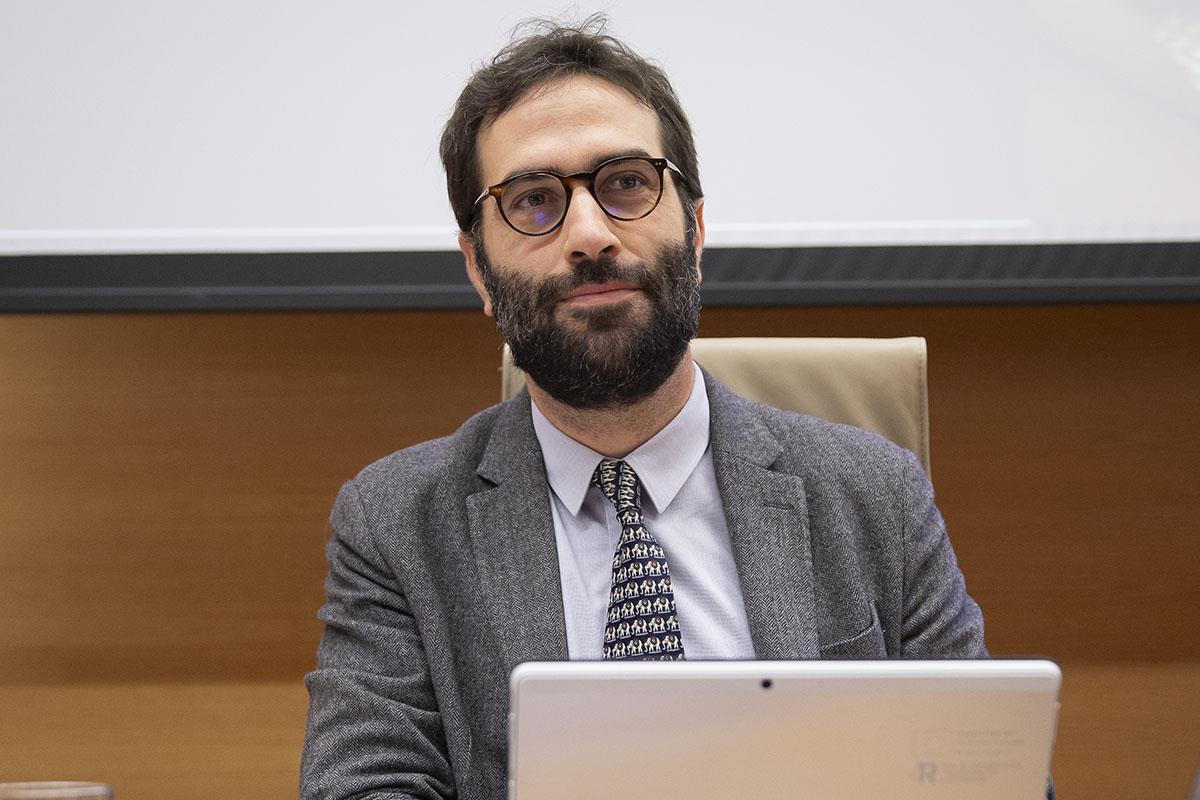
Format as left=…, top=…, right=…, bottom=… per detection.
left=2, top=242, right=1197, bottom=312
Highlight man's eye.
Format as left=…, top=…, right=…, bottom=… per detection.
left=606, top=173, right=648, bottom=192
left=512, top=190, right=549, bottom=209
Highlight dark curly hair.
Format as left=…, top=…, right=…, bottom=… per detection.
left=439, top=15, right=703, bottom=236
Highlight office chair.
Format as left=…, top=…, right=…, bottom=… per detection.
left=500, top=337, right=931, bottom=476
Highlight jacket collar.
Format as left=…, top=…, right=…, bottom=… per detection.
left=469, top=393, right=570, bottom=669
left=706, top=371, right=821, bottom=660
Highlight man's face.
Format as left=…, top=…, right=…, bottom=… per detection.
left=460, top=75, right=706, bottom=410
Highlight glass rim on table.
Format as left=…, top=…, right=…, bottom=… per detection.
left=0, top=783, right=113, bottom=799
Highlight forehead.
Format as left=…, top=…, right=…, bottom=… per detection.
left=476, top=75, right=664, bottom=185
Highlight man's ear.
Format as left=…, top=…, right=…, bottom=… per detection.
left=691, top=199, right=706, bottom=282
left=459, top=232, right=494, bottom=317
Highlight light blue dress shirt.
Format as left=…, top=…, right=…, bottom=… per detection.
left=530, top=362, right=756, bottom=660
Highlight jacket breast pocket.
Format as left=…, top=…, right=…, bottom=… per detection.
left=818, top=605, right=886, bottom=660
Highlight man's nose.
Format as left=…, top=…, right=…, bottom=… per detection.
left=561, top=185, right=620, bottom=265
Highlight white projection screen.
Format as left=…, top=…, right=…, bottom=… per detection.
left=2, top=0, right=1199, bottom=257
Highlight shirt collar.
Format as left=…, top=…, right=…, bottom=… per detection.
left=530, top=361, right=710, bottom=517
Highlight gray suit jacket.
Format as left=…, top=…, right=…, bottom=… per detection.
left=301, top=373, right=986, bottom=800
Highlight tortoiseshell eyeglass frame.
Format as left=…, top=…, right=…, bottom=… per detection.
left=470, top=155, right=686, bottom=236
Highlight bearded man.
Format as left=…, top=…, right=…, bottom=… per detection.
left=300, top=18, right=988, bottom=800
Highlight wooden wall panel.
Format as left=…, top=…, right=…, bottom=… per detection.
left=1, top=304, right=1197, bottom=799
left=1052, top=664, right=1200, bottom=799
left=0, top=311, right=504, bottom=683
left=0, top=681, right=308, bottom=797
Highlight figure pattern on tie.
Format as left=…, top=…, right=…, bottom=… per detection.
left=593, top=458, right=685, bottom=661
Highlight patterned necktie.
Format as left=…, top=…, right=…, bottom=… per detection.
left=592, top=458, right=685, bottom=661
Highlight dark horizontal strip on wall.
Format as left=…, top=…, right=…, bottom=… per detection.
left=1, top=241, right=1197, bottom=312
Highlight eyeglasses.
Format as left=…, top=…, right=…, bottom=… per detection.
left=472, top=155, right=685, bottom=236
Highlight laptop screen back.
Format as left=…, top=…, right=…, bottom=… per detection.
left=509, top=660, right=1060, bottom=800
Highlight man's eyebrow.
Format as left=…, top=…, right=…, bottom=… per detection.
left=495, top=148, right=655, bottom=185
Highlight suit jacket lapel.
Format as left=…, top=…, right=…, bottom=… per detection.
left=706, top=372, right=822, bottom=660
left=467, top=394, right=569, bottom=671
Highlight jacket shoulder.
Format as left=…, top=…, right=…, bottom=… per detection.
left=763, top=402, right=920, bottom=474
left=340, top=399, right=511, bottom=524
left=709, top=378, right=924, bottom=486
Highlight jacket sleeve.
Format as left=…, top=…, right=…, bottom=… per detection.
left=300, top=480, right=454, bottom=800
left=896, top=451, right=988, bottom=659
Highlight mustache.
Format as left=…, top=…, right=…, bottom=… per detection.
left=533, top=255, right=659, bottom=309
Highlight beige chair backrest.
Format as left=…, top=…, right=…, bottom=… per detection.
left=500, top=336, right=931, bottom=475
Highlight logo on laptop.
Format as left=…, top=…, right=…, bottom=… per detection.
left=916, top=762, right=939, bottom=783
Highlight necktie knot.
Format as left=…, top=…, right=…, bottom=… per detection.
left=592, top=458, right=642, bottom=515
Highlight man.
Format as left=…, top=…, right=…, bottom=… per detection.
left=301, top=18, right=985, bottom=800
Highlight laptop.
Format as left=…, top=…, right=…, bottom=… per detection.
left=508, top=660, right=1060, bottom=800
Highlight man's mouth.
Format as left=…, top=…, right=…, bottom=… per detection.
left=560, top=281, right=642, bottom=306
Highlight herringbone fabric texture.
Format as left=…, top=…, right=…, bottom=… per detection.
left=593, top=458, right=685, bottom=660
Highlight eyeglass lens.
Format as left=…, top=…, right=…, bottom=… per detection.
left=500, top=158, right=662, bottom=235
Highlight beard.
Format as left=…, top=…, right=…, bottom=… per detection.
left=477, top=235, right=701, bottom=411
